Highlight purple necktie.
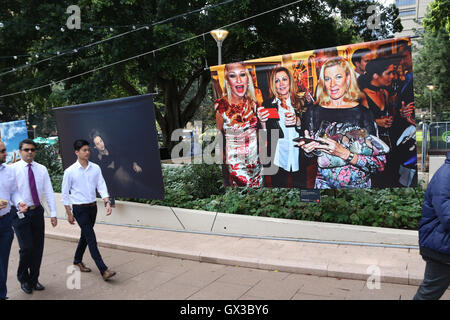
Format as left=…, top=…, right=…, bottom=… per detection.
left=28, top=163, right=40, bottom=206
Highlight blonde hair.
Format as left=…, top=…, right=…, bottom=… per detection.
left=269, top=66, right=305, bottom=113
left=223, top=62, right=257, bottom=104
left=315, top=57, right=364, bottom=106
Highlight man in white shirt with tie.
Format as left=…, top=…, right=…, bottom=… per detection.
left=10, top=139, right=58, bottom=294
left=61, top=139, right=116, bottom=281
left=0, top=141, right=27, bottom=300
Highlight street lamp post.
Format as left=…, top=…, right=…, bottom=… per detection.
left=210, top=29, right=229, bottom=65
left=32, top=124, right=37, bottom=139
left=426, top=84, right=434, bottom=123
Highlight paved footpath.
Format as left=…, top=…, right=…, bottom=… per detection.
left=5, top=219, right=450, bottom=300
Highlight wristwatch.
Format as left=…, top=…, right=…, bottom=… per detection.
left=346, top=152, right=355, bottom=163
left=104, top=201, right=111, bottom=207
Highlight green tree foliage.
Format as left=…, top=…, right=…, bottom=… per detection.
left=330, top=0, right=402, bottom=41
left=33, top=143, right=64, bottom=192
left=413, top=20, right=450, bottom=121
left=423, top=0, right=450, bottom=36
left=1, top=0, right=400, bottom=147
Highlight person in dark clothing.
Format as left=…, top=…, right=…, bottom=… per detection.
left=414, top=152, right=450, bottom=300
left=359, top=58, right=400, bottom=188
left=89, top=129, right=145, bottom=197
left=391, top=43, right=417, bottom=187
left=351, top=48, right=372, bottom=79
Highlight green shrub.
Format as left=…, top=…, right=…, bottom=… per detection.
left=50, top=162, right=425, bottom=230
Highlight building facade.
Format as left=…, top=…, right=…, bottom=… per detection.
left=395, top=0, right=433, bottom=38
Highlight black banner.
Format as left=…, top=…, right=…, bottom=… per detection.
left=54, top=94, right=165, bottom=200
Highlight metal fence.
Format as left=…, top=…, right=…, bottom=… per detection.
left=428, top=122, right=450, bottom=154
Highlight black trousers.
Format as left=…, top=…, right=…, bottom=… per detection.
left=267, top=166, right=304, bottom=188
left=11, top=205, right=45, bottom=286
left=72, top=205, right=107, bottom=274
left=0, top=211, right=14, bottom=299
left=414, top=258, right=450, bottom=300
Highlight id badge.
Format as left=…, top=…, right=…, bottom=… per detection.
left=17, top=212, right=25, bottom=219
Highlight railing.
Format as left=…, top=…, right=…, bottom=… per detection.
left=428, top=122, right=450, bottom=155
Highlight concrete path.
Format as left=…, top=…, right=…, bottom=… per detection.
left=4, top=218, right=450, bottom=300
left=45, top=219, right=425, bottom=285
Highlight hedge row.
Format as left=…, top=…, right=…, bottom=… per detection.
left=41, top=140, right=424, bottom=230
left=123, top=164, right=425, bottom=230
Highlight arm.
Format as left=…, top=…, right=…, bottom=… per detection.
left=375, top=117, right=393, bottom=128
left=61, top=170, right=75, bottom=225
left=431, top=171, right=450, bottom=231
left=43, top=168, right=58, bottom=227
left=399, top=101, right=416, bottom=126
left=96, top=169, right=111, bottom=216
left=9, top=167, right=27, bottom=213
left=215, top=110, right=224, bottom=132
left=11, top=185, right=27, bottom=213
left=298, top=108, right=320, bottom=158
left=257, top=107, right=269, bottom=129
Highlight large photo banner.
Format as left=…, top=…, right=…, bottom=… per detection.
left=54, top=94, right=165, bottom=200
left=210, top=37, right=417, bottom=189
left=0, top=120, right=28, bottom=164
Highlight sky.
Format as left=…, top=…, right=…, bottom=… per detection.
left=0, top=120, right=28, bottom=163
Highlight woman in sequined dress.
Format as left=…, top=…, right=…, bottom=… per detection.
left=215, top=62, right=263, bottom=187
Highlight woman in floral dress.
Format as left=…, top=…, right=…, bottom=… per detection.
left=215, top=62, right=262, bottom=187
left=298, top=57, right=389, bottom=189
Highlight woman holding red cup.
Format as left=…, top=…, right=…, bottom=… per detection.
left=258, top=66, right=306, bottom=187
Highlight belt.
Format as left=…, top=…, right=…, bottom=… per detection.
left=73, top=202, right=97, bottom=207
left=28, top=205, right=41, bottom=211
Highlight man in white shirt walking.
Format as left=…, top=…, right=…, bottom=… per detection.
left=61, top=139, right=116, bottom=281
left=10, top=139, right=58, bottom=294
left=0, top=141, right=27, bottom=300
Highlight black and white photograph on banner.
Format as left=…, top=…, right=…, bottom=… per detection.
left=54, top=94, right=165, bottom=200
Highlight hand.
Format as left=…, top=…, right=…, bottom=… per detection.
left=257, top=107, right=269, bottom=123
left=298, top=130, right=320, bottom=153
left=314, top=137, right=350, bottom=160
left=376, top=117, right=393, bottom=128
left=133, top=162, right=142, bottom=173
left=406, top=116, right=416, bottom=126
left=67, top=212, right=75, bottom=225
left=51, top=217, right=57, bottom=227
left=105, top=203, right=112, bottom=216
left=284, top=112, right=296, bottom=127
left=400, top=101, right=414, bottom=119
left=18, top=202, right=28, bottom=213
left=0, top=199, right=7, bottom=210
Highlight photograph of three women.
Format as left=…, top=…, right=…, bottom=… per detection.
left=210, top=37, right=417, bottom=189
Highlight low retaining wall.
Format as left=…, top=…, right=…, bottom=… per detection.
left=43, top=193, right=418, bottom=247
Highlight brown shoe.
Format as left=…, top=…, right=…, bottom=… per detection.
left=102, top=269, right=116, bottom=281
left=74, top=262, right=91, bottom=273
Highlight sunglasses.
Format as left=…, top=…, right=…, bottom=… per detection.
left=22, top=148, right=36, bottom=152
left=0, top=149, right=6, bottom=153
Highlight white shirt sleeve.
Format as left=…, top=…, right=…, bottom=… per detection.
left=96, top=168, right=109, bottom=200
left=11, top=181, right=23, bottom=208
left=61, top=169, right=71, bottom=206
left=42, top=167, right=58, bottom=217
